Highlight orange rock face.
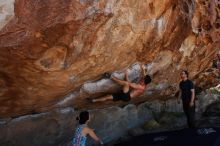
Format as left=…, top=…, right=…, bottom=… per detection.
left=0, top=0, right=220, bottom=118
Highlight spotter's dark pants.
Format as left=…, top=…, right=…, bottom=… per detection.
left=183, top=102, right=195, bottom=128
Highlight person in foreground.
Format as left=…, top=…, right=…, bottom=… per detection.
left=178, top=70, right=196, bottom=128
left=72, top=111, right=104, bottom=146
left=90, top=64, right=152, bottom=103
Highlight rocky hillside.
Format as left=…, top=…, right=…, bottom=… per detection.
left=0, top=0, right=220, bottom=118
left=1, top=1, right=220, bottom=146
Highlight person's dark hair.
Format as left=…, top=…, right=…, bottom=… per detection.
left=182, top=70, right=189, bottom=78
left=76, top=111, right=89, bottom=125
left=144, top=75, right=152, bottom=85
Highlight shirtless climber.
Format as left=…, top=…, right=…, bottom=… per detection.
left=89, top=64, right=152, bottom=103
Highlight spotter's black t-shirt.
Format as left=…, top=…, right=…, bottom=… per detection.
left=179, top=79, right=194, bottom=102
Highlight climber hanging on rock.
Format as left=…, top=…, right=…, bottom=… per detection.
left=87, top=64, right=152, bottom=103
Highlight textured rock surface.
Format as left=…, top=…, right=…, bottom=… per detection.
left=0, top=99, right=185, bottom=146
left=0, top=0, right=220, bottom=118
left=1, top=90, right=219, bottom=146
left=196, top=88, right=220, bottom=127
left=0, top=0, right=14, bottom=29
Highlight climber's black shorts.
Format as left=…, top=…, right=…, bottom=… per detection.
left=112, top=90, right=131, bottom=101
